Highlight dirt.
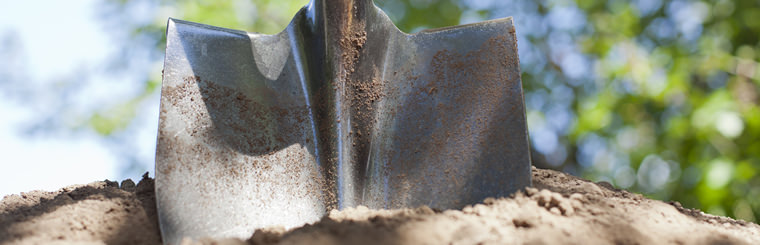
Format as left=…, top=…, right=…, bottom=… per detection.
left=2, top=167, right=759, bottom=245
left=0, top=173, right=161, bottom=245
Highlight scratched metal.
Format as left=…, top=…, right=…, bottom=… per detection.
left=155, top=0, right=531, bottom=244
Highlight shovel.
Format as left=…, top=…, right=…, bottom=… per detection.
left=155, top=0, right=531, bottom=244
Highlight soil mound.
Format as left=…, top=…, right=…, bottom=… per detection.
left=0, top=173, right=161, bottom=244
left=2, top=168, right=758, bottom=245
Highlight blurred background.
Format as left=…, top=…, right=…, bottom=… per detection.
left=1, top=0, right=758, bottom=222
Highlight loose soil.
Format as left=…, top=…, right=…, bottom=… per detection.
left=2, top=167, right=759, bottom=245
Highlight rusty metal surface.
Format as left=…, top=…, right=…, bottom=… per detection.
left=155, top=0, right=531, bottom=244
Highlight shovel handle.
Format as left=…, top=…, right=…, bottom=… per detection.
left=314, top=0, right=372, bottom=8
left=313, top=0, right=373, bottom=24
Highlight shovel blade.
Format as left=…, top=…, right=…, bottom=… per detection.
left=156, top=17, right=328, bottom=245
left=155, top=1, right=530, bottom=244
left=361, top=18, right=531, bottom=209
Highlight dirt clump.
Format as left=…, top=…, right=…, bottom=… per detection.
left=3, top=167, right=760, bottom=245
left=0, top=173, right=161, bottom=245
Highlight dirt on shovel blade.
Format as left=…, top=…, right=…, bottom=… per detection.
left=1, top=168, right=759, bottom=245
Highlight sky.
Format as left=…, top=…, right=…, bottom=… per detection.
left=0, top=0, right=159, bottom=196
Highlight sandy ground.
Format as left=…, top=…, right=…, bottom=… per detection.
left=0, top=173, right=161, bottom=245
left=1, top=167, right=759, bottom=245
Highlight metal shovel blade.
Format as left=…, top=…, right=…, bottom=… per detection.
left=155, top=0, right=531, bottom=244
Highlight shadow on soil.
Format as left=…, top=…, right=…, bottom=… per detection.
left=0, top=175, right=162, bottom=244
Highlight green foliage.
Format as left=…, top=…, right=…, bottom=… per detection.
left=87, top=78, right=160, bottom=136
left=101, top=0, right=760, bottom=222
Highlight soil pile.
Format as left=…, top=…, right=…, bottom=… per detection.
left=0, top=173, right=161, bottom=245
left=2, top=168, right=759, bottom=245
